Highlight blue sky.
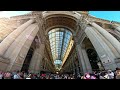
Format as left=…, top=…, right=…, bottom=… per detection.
left=89, top=11, right=120, bottom=22
left=0, top=11, right=120, bottom=22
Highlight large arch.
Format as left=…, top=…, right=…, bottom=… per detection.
left=42, top=12, right=80, bottom=72
left=80, top=36, right=104, bottom=72
left=43, top=12, right=79, bottom=36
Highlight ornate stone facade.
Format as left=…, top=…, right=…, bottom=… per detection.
left=0, top=11, right=120, bottom=74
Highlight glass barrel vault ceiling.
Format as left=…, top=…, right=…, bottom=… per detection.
left=48, top=28, right=72, bottom=67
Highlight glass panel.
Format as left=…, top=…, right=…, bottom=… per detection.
left=48, top=27, right=72, bottom=69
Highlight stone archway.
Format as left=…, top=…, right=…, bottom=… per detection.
left=42, top=12, right=79, bottom=72
left=86, top=48, right=104, bottom=71
left=43, top=13, right=78, bottom=36
left=76, top=36, right=105, bottom=74
left=82, top=37, right=105, bottom=71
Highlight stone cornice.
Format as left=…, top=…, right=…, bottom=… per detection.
left=42, top=11, right=81, bottom=20
left=4, top=11, right=120, bottom=25
left=9, top=12, right=42, bottom=20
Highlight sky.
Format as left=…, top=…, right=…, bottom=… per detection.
left=0, top=11, right=120, bottom=22
left=89, top=11, right=120, bottom=22
left=0, top=11, right=31, bottom=18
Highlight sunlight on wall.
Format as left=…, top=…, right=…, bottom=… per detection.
left=0, top=11, right=31, bottom=18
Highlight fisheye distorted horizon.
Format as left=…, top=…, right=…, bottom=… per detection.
left=0, top=11, right=31, bottom=18
left=0, top=11, right=120, bottom=22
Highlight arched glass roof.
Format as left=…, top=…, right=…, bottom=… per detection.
left=48, top=28, right=72, bottom=67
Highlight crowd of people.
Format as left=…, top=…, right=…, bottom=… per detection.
left=79, top=67, right=120, bottom=79
left=0, top=70, right=75, bottom=79
left=0, top=67, right=120, bottom=79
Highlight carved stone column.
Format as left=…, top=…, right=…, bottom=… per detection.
left=0, top=19, right=34, bottom=57
left=94, top=28, right=120, bottom=67
left=81, top=44, right=92, bottom=73
left=28, top=48, right=40, bottom=73
left=90, top=22, right=120, bottom=55
left=4, top=23, right=36, bottom=59
left=5, top=23, right=39, bottom=71
left=34, top=44, right=45, bottom=73
left=112, top=24, right=120, bottom=33
left=85, top=26, right=117, bottom=70
left=75, top=43, right=87, bottom=74
left=114, top=30, right=120, bottom=37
